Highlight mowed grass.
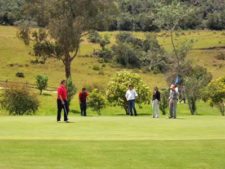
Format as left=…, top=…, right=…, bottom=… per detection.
left=0, top=116, right=224, bottom=169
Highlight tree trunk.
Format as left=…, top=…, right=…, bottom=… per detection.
left=170, top=29, right=180, bottom=73
left=64, top=55, right=72, bottom=79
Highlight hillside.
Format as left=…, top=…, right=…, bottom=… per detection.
left=0, top=26, right=224, bottom=89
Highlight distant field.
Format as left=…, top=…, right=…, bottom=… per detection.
left=0, top=116, right=224, bottom=169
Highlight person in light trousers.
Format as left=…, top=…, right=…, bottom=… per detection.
left=169, top=84, right=179, bottom=119
left=152, top=87, right=161, bottom=118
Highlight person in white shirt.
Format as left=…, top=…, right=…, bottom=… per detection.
left=125, top=85, right=138, bottom=116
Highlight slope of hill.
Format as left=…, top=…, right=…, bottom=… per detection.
left=0, top=26, right=224, bottom=89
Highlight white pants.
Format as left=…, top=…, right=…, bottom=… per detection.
left=152, top=99, right=160, bottom=118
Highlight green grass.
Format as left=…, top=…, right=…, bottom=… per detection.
left=0, top=116, right=224, bottom=169
left=1, top=27, right=225, bottom=169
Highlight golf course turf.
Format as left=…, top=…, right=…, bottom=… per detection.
left=0, top=116, right=224, bottom=169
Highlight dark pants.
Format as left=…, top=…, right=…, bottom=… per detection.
left=80, top=102, right=87, bottom=116
left=128, top=100, right=137, bottom=116
left=57, top=99, right=69, bottom=121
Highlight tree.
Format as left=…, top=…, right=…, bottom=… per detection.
left=203, top=76, right=225, bottom=116
left=106, top=71, right=150, bottom=114
left=156, top=1, right=192, bottom=74
left=88, top=89, right=106, bottom=115
left=111, top=32, right=169, bottom=72
left=184, top=66, right=212, bottom=115
left=20, top=0, right=114, bottom=79
left=36, top=75, right=48, bottom=95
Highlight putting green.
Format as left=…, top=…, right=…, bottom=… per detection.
left=0, top=116, right=224, bottom=169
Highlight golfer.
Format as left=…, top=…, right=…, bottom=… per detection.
left=125, top=85, right=138, bottom=116
left=152, top=87, right=161, bottom=118
left=79, top=88, right=89, bottom=116
left=57, top=80, right=69, bottom=122
left=169, top=84, right=178, bottom=119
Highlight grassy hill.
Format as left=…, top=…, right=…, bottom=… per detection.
left=0, top=26, right=225, bottom=116
left=0, top=26, right=225, bottom=87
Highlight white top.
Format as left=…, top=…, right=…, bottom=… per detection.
left=125, top=89, right=138, bottom=101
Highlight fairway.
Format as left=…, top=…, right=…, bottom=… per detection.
left=0, top=116, right=224, bottom=169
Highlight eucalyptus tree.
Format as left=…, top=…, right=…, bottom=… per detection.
left=20, top=0, right=115, bottom=79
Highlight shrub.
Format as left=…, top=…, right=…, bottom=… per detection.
left=215, top=53, right=225, bottom=60
left=88, top=89, right=106, bottom=115
left=94, top=48, right=112, bottom=61
left=106, top=71, right=151, bottom=114
left=88, top=31, right=101, bottom=43
left=66, top=78, right=77, bottom=106
left=98, top=70, right=104, bottom=75
left=159, top=89, right=169, bottom=115
left=0, top=85, right=39, bottom=115
left=93, top=65, right=101, bottom=71
left=16, top=72, right=25, bottom=78
left=202, top=76, right=225, bottom=116
left=207, top=11, right=225, bottom=30
left=36, top=75, right=48, bottom=95
left=112, top=43, right=141, bottom=68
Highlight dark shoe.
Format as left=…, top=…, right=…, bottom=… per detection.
left=169, top=117, right=173, bottom=119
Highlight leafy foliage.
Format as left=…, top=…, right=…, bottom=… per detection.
left=0, top=85, right=39, bottom=115
left=106, top=71, right=151, bottom=114
left=88, top=89, right=106, bottom=115
left=111, top=32, right=170, bottom=73
left=159, top=89, right=169, bottom=115
left=184, top=66, right=212, bottom=115
left=88, top=31, right=101, bottom=43
left=2, top=0, right=225, bottom=30
left=36, top=75, right=48, bottom=95
left=19, top=0, right=114, bottom=78
left=66, top=78, right=77, bottom=106
left=203, top=76, right=225, bottom=116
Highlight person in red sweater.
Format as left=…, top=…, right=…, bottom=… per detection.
left=57, top=80, right=69, bottom=122
left=79, top=88, right=88, bottom=116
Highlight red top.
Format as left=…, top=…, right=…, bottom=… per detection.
left=57, top=85, right=68, bottom=100
left=79, top=91, right=88, bottom=103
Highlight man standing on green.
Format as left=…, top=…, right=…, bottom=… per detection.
left=79, top=88, right=89, bottom=116
left=125, top=85, right=138, bottom=116
left=169, top=84, right=179, bottom=119
left=57, top=80, right=69, bottom=122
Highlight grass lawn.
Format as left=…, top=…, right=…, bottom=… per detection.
left=0, top=116, right=224, bottom=169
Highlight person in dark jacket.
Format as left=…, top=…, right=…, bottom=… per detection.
left=152, top=87, right=161, bottom=118
left=79, top=88, right=88, bottom=116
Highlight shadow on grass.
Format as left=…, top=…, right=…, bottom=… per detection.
left=70, top=110, right=80, bottom=115
left=42, top=93, right=52, bottom=97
